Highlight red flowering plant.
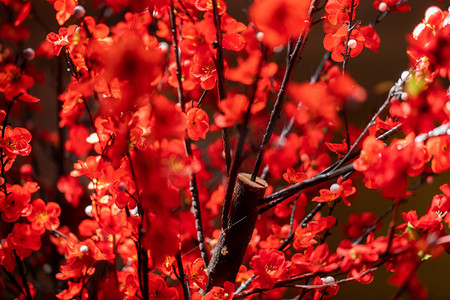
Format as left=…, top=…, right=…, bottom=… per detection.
left=0, top=0, right=450, bottom=299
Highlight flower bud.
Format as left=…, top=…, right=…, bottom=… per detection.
left=347, top=39, right=357, bottom=49
left=322, top=276, right=335, bottom=284
left=85, top=205, right=93, bottom=217
left=378, top=2, right=387, bottom=12
left=330, top=183, right=341, bottom=193
left=23, top=48, right=35, bottom=61
left=256, top=32, right=264, bottom=42
left=74, top=6, right=86, bottom=18
left=118, top=182, right=128, bottom=191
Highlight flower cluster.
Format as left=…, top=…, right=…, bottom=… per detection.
left=0, top=1, right=449, bottom=300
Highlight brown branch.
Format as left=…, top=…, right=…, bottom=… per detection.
left=207, top=173, right=267, bottom=291
left=169, top=4, right=209, bottom=265
left=211, top=0, right=232, bottom=173
left=221, top=51, right=265, bottom=229
left=251, top=0, right=319, bottom=181
left=175, top=251, right=191, bottom=300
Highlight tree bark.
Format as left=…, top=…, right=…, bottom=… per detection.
left=206, top=173, right=267, bottom=291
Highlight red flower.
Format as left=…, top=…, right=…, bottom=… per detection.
left=10, top=223, right=42, bottom=253
left=325, top=0, right=359, bottom=25
left=147, top=273, right=179, bottom=299
left=249, top=248, right=291, bottom=289
left=168, top=60, right=197, bottom=91
left=293, top=216, right=335, bottom=251
left=186, top=107, right=210, bottom=141
left=27, top=199, right=61, bottom=233
left=57, top=175, right=84, bottom=207
left=312, top=276, right=339, bottom=300
left=353, top=135, right=385, bottom=172
left=98, top=207, right=127, bottom=235
left=407, top=6, right=450, bottom=79
left=336, top=240, right=379, bottom=274
left=185, top=258, right=208, bottom=290
left=105, top=33, right=163, bottom=102
left=203, top=12, right=247, bottom=51
left=56, top=281, right=86, bottom=300
left=71, top=155, right=102, bottom=179
left=0, top=23, right=30, bottom=42
left=0, top=64, right=39, bottom=103
left=373, top=0, right=410, bottom=13
left=426, top=135, right=450, bottom=173
left=325, top=139, right=348, bottom=157
left=65, top=125, right=92, bottom=157
left=214, top=94, right=250, bottom=128
left=282, top=167, right=307, bottom=185
left=0, top=182, right=38, bottom=222
left=312, top=177, right=356, bottom=206
left=360, top=25, right=380, bottom=52
left=250, top=0, right=311, bottom=47
left=291, top=244, right=340, bottom=274
left=190, top=54, right=218, bottom=90
left=0, top=126, right=32, bottom=159
left=46, top=25, right=78, bottom=56
left=156, top=256, right=175, bottom=277
left=144, top=211, right=180, bottom=265
left=327, top=72, right=367, bottom=103
left=195, top=0, right=227, bottom=15
left=323, top=25, right=365, bottom=62
left=227, top=51, right=278, bottom=86
left=203, top=281, right=234, bottom=300
left=53, top=0, right=78, bottom=25
left=180, top=21, right=212, bottom=56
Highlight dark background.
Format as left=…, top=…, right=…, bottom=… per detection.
left=4, top=0, right=450, bottom=299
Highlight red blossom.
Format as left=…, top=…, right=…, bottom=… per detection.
left=185, top=258, right=208, bottom=290
left=0, top=126, right=32, bottom=159
left=195, top=0, right=227, bottom=15
left=186, top=107, right=210, bottom=141
left=323, top=25, right=365, bottom=62
left=203, top=281, right=234, bottom=300
left=427, top=135, right=450, bottom=173
left=190, top=54, right=219, bottom=90
left=291, top=244, right=340, bottom=274
left=250, top=0, right=311, bottom=48
left=325, top=0, right=359, bottom=25
left=293, top=216, right=336, bottom=251
left=65, top=125, right=92, bottom=157
left=249, top=248, right=291, bottom=289
left=53, top=0, right=78, bottom=25
left=46, top=25, right=78, bottom=56
left=373, top=0, right=411, bottom=13
left=312, top=177, right=356, bottom=206
left=282, top=167, right=307, bottom=185
left=27, top=199, right=61, bottom=233
left=0, top=64, right=39, bottom=102
left=57, top=175, right=84, bottom=207
left=9, top=223, right=42, bottom=254
left=0, top=182, right=38, bottom=222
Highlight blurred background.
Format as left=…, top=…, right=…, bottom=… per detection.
left=1, top=0, right=450, bottom=299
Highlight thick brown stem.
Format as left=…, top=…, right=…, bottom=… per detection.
left=206, top=173, right=267, bottom=290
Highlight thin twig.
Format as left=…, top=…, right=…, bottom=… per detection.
left=175, top=251, right=191, bottom=300
left=15, top=252, right=32, bottom=300
left=251, top=0, right=319, bottom=181
left=353, top=204, right=394, bottom=245
left=169, top=4, right=209, bottom=265
left=211, top=0, right=232, bottom=173
left=0, top=265, right=28, bottom=299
